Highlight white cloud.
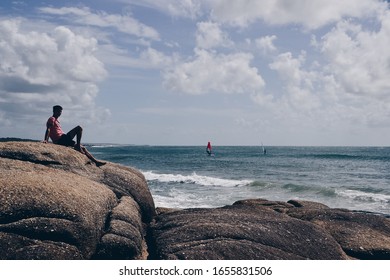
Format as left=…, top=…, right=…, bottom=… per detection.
left=123, top=0, right=203, bottom=19
left=0, top=19, right=109, bottom=126
left=255, top=35, right=277, bottom=55
left=264, top=6, right=390, bottom=132
left=318, top=11, right=390, bottom=100
left=206, top=0, right=385, bottom=29
left=163, top=48, right=265, bottom=95
left=38, top=6, right=160, bottom=40
left=120, top=0, right=387, bottom=31
left=269, top=52, right=321, bottom=110
left=139, top=47, right=179, bottom=68
left=195, top=21, right=233, bottom=49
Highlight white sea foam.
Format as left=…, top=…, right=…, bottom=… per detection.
left=89, top=144, right=130, bottom=148
left=142, top=171, right=253, bottom=188
left=152, top=192, right=218, bottom=209
left=89, top=145, right=390, bottom=215
left=336, top=189, right=390, bottom=203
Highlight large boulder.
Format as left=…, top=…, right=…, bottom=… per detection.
left=150, top=199, right=390, bottom=260
left=0, top=141, right=155, bottom=260
left=149, top=204, right=348, bottom=260
left=286, top=201, right=390, bottom=260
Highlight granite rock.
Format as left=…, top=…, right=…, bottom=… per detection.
left=2, top=141, right=389, bottom=260
left=0, top=141, right=155, bottom=259
left=150, top=199, right=390, bottom=260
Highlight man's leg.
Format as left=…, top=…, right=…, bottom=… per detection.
left=67, top=126, right=83, bottom=150
left=81, top=146, right=106, bottom=167
left=66, top=126, right=105, bottom=166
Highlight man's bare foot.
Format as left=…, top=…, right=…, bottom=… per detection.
left=96, top=161, right=106, bottom=167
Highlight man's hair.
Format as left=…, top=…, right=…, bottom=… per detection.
left=53, top=105, right=63, bottom=112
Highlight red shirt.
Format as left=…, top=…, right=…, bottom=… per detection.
left=46, top=116, right=64, bottom=142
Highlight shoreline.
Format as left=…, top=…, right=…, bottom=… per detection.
left=2, top=137, right=390, bottom=148
left=1, top=141, right=389, bottom=260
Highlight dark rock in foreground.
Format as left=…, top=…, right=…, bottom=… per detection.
left=1, top=141, right=389, bottom=260
left=150, top=199, right=390, bottom=260
left=286, top=204, right=390, bottom=259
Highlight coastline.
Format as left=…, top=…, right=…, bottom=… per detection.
left=1, top=141, right=389, bottom=260
left=2, top=138, right=389, bottom=216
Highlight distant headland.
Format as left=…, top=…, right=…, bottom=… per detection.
left=0, top=137, right=39, bottom=142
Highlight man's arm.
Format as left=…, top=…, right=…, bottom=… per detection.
left=43, top=127, right=50, bottom=143
left=43, top=118, right=54, bottom=143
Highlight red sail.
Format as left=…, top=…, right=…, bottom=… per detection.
left=206, top=142, right=212, bottom=155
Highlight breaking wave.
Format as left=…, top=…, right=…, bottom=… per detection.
left=336, top=189, right=390, bottom=204
left=142, top=171, right=253, bottom=188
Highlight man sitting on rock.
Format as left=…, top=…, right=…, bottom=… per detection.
left=43, top=105, right=106, bottom=167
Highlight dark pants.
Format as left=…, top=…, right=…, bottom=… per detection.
left=55, top=134, right=76, bottom=147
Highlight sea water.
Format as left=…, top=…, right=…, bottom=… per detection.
left=88, top=145, right=390, bottom=215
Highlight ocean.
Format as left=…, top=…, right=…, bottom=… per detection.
left=88, top=145, right=390, bottom=216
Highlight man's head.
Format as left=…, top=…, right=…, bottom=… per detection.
left=53, top=105, right=63, bottom=117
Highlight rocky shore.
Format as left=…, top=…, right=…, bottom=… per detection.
left=1, top=141, right=389, bottom=260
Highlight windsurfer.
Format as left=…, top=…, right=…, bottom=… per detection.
left=206, top=141, right=212, bottom=156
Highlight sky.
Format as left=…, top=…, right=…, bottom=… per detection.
left=0, top=0, right=389, bottom=146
